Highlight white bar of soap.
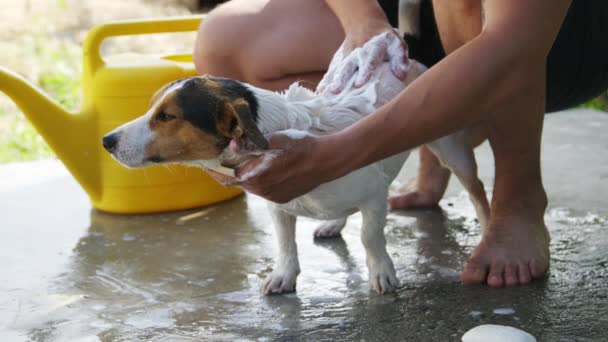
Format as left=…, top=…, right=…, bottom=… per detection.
left=462, top=324, right=536, bottom=342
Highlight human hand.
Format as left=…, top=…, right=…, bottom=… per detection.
left=205, top=131, right=333, bottom=204
left=318, top=28, right=409, bottom=94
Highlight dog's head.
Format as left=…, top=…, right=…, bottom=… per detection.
left=102, top=75, right=268, bottom=168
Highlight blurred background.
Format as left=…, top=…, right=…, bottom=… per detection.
left=0, top=0, right=226, bottom=163
left=0, top=0, right=606, bottom=164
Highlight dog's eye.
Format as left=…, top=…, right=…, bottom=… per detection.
left=157, top=112, right=176, bottom=122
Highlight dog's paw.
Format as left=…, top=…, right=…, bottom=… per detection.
left=261, top=267, right=299, bottom=295
left=313, top=219, right=346, bottom=238
left=368, top=259, right=400, bottom=294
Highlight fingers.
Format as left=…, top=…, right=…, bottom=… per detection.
left=329, top=54, right=358, bottom=94
left=205, top=169, right=240, bottom=186
left=355, top=38, right=388, bottom=88
left=317, top=45, right=346, bottom=94
left=236, top=152, right=279, bottom=182
left=324, top=31, right=409, bottom=93
left=388, top=35, right=409, bottom=80
left=316, top=73, right=330, bottom=94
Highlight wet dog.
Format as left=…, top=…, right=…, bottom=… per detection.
left=103, top=53, right=489, bottom=295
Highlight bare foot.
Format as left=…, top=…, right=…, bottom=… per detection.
left=461, top=214, right=550, bottom=287
left=389, top=146, right=451, bottom=209
left=313, top=218, right=347, bottom=238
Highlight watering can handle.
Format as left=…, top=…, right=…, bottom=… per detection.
left=83, top=15, right=204, bottom=73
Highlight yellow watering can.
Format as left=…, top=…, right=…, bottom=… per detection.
left=0, top=16, right=242, bottom=214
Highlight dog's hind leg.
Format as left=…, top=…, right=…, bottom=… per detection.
left=428, top=131, right=490, bottom=231
left=262, top=204, right=300, bottom=295
left=360, top=200, right=399, bottom=294
left=314, top=217, right=347, bottom=238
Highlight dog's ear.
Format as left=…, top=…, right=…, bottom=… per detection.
left=217, top=100, right=268, bottom=149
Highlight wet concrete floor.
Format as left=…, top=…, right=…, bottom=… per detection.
left=0, top=109, right=607, bottom=341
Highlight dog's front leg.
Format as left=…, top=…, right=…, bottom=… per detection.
left=360, top=200, right=400, bottom=294
left=262, top=204, right=300, bottom=295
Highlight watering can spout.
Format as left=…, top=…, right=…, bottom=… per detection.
left=0, top=66, right=100, bottom=199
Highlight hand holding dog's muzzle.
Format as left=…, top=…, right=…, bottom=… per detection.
left=207, top=131, right=328, bottom=204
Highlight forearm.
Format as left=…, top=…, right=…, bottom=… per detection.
left=319, top=0, right=571, bottom=180
left=327, top=30, right=523, bottom=171
left=325, top=0, right=388, bottom=31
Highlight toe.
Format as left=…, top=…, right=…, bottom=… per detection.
left=379, top=274, right=398, bottom=294
left=370, top=276, right=382, bottom=294
left=487, top=261, right=505, bottom=287
left=262, top=280, right=275, bottom=295
left=504, top=264, right=518, bottom=286
left=379, top=276, right=390, bottom=294
left=517, top=261, right=531, bottom=285
left=529, top=259, right=548, bottom=279
left=264, top=279, right=281, bottom=295
left=461, top=258, right=489, bottom=284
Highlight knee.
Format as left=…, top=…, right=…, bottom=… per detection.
left=194, top=3, right=252, bottom=78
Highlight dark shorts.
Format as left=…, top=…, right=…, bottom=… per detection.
left=378, top=0, right=608, bottom=112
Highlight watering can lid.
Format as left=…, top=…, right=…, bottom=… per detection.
left=93, top=53, right=196, bottom=97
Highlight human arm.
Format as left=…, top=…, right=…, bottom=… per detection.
left=317, top=0, right=572, bottom=180
left=324, top=0, right=392, bottom=49
left=213, top=0, right=571, bottom=203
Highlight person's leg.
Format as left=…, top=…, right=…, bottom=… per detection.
left=432, top=0, right=549, bottom=286
left=461, top=64, right=550, bottom=287
left=194, top=0, right=344, bottom=91
left=466, top=0, right=608, bottom=287
left=394, top=0, right=550, bottom=286
left=389, top=0, right=483, bottom=209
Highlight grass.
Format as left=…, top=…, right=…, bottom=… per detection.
left=580, top=96, right=608, bottom=112
left=0, top=107, right=54, bottom=163
left=0, top=0, right=194, bottom=165
left=0, top=36, right=81, bottom=163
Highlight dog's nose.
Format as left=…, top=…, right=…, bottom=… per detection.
left=102, top=134, right=118, bottom=153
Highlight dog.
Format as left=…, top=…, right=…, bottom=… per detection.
left=102, top=52, right=489, bottom=295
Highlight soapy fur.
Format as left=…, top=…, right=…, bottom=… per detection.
left=241, top=56, right=489, bottom=295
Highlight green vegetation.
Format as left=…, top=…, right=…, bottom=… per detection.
left=0, top=107, right=54, bottom=163
left=580, top=96, right=608, bottom=112
left=0, top=37, right=81, bottom=163
left=0, top=0, right=194, bottom=164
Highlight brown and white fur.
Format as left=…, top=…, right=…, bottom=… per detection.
left=102, top=59, right=489, bottom=295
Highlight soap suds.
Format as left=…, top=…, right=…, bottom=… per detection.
left=468, top=311, right=483, bottom=318
left=238, top=152, right=279, bottom=182
left=493, top=307, right=516, bottom=315
left=278, top=129, right=311, bottom=140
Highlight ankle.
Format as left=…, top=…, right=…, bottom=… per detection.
left=492, top=183, right=547, bottom=220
